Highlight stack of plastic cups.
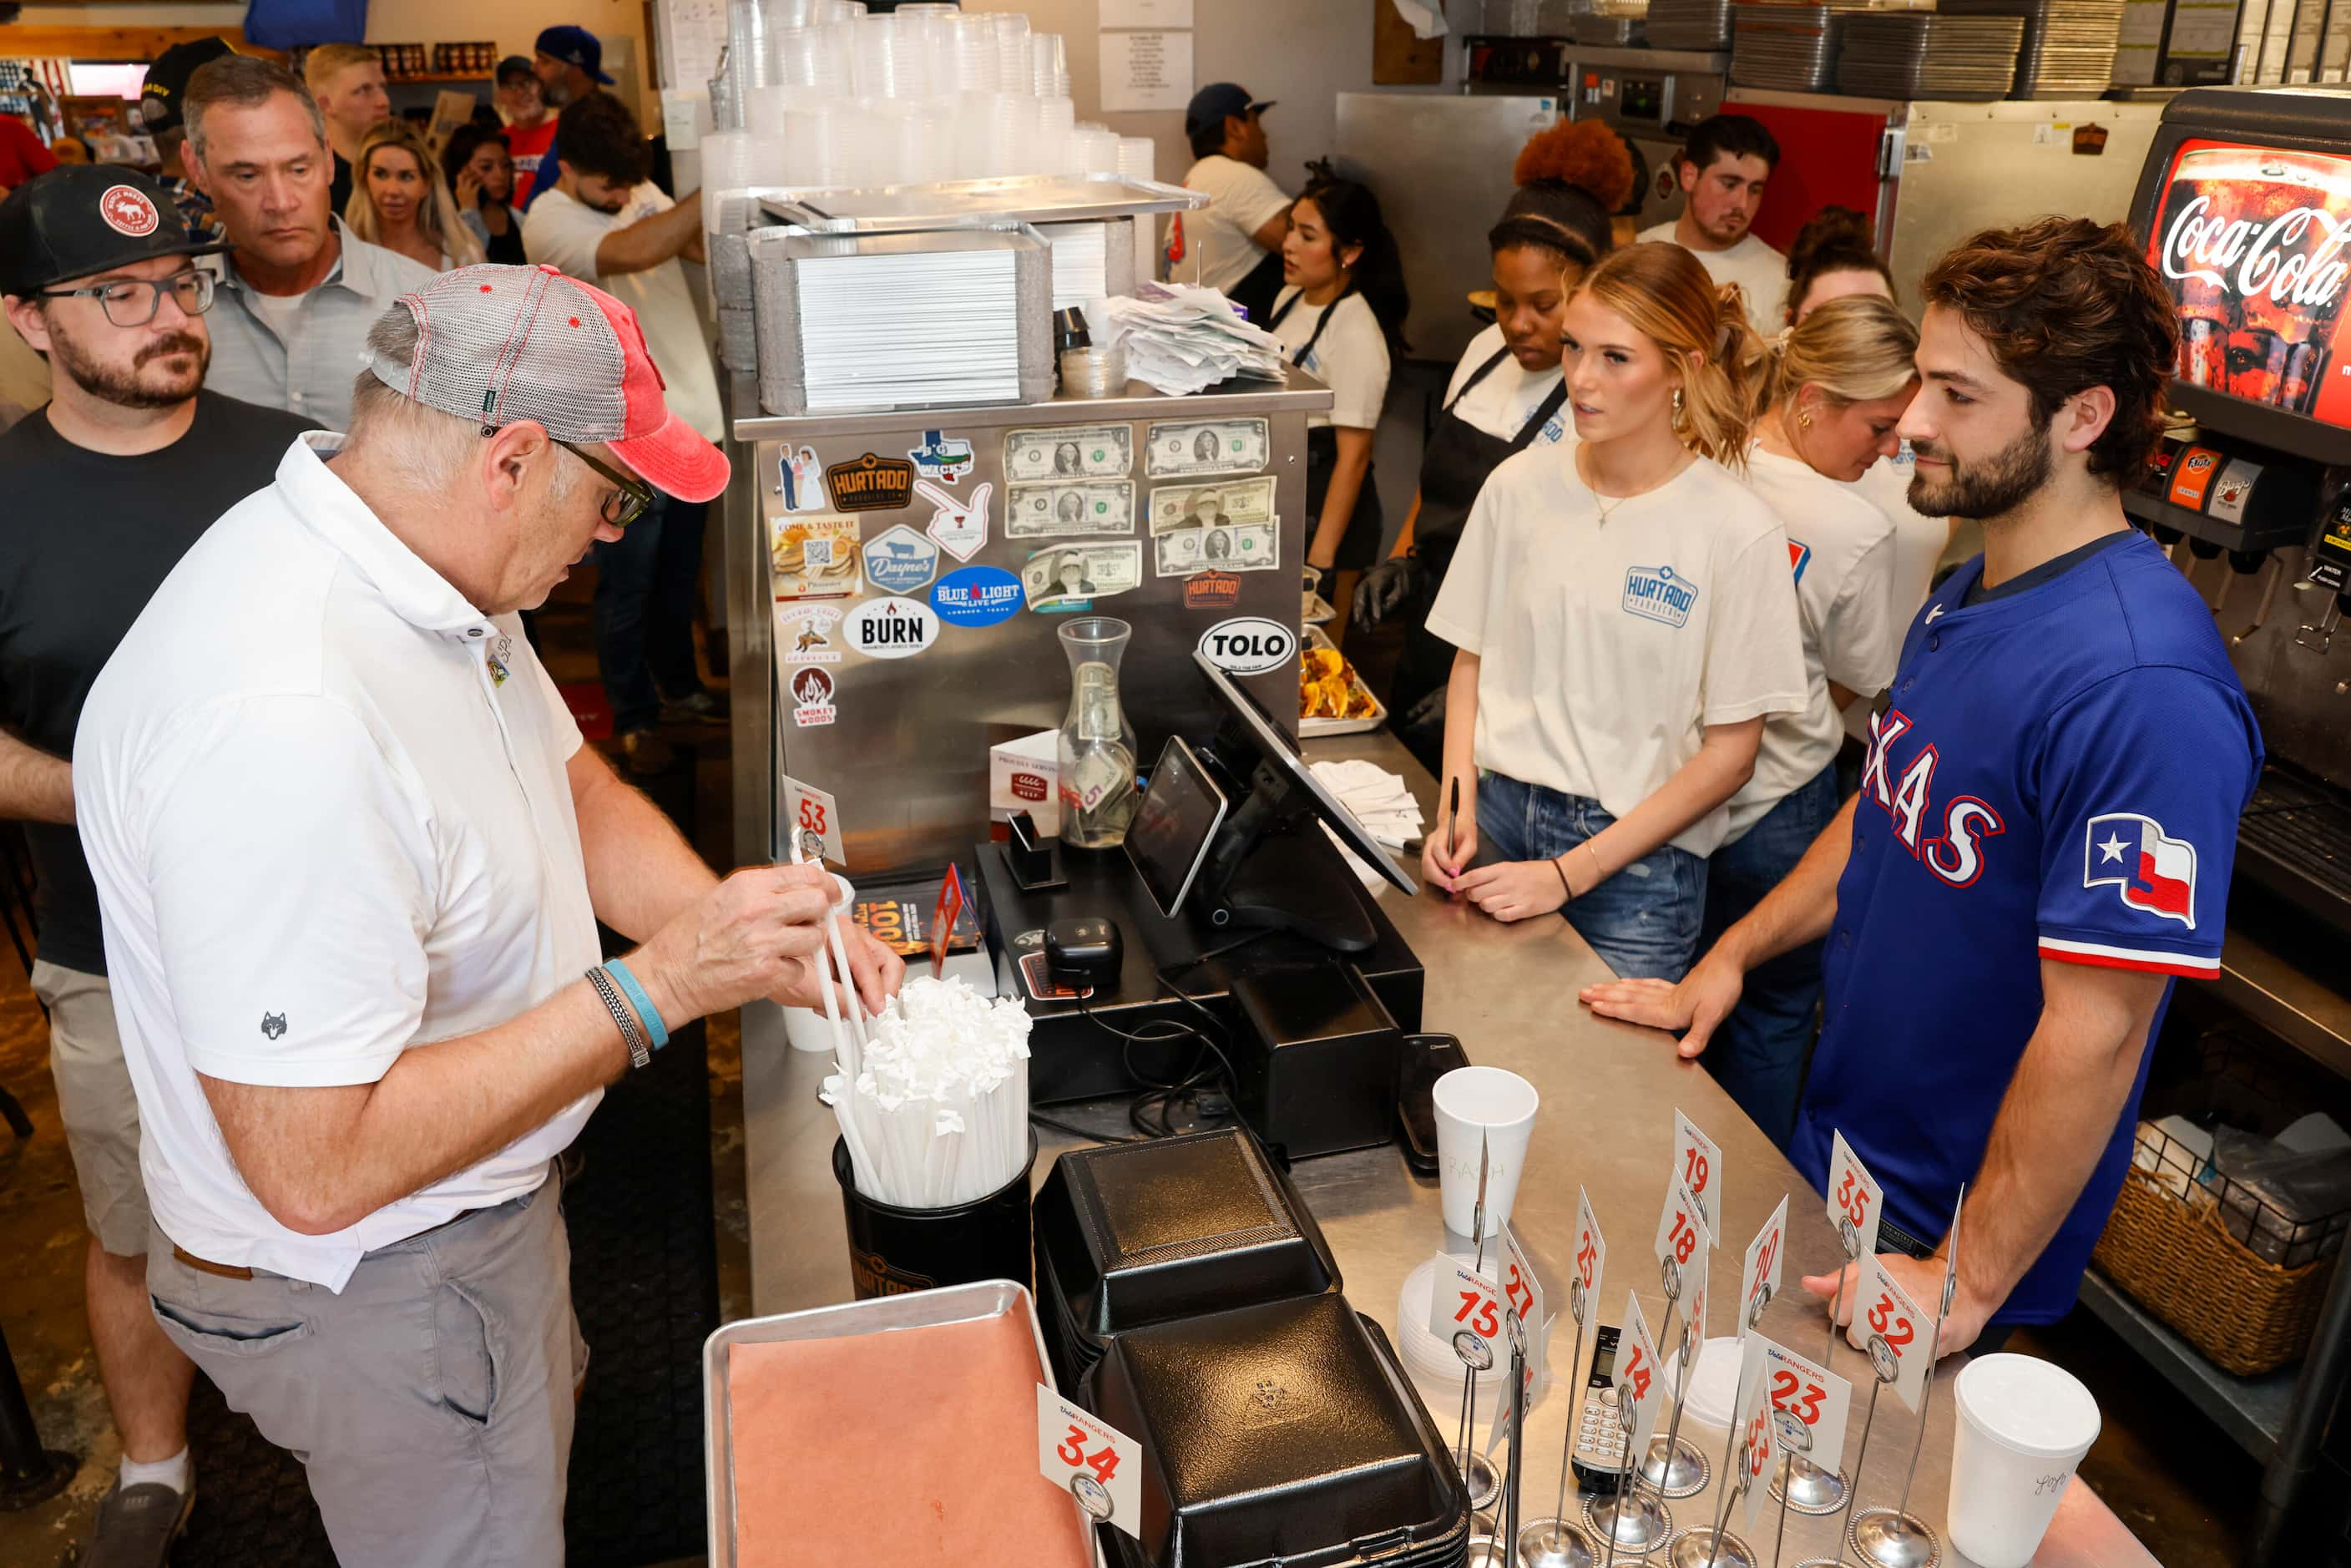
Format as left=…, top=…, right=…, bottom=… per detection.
left=849, top=13, right=900, bottom=99
left=766, top=26, right=818, bottom=93
left=698, top=130, right=756, bottom=236
left=760, top=0, right=814, bottom=28
left=777, top=105, right=824, bottom=186
left=813, top=0, right=864, bottom=19
left=746, top=83, right=792, bottom=138
left=811, top=19, right=856, bottom=95
left=993, top=11, right=1032, bottom=91
left=1031, top=94, right=1074, bottom=180
left=1030, top=33, right=1069, bottom=97
left=1074, top=127, right=1120, bottom=176
left=948, top=12, right=999, bottom=93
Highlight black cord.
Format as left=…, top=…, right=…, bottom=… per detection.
left=1070, top=964, right=1251, bottom=1141
left=1029, top=1109, right=1136, bottom=1145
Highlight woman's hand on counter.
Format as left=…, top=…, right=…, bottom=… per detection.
left=1577, top=951, right=1745, bottom=1059
left=1452, top=857, right=1577, bottom=923
left=1800, top=1250, right=1994, bottom=1363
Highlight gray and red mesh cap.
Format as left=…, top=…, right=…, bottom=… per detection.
left=363, top=263, right=731, bottom=503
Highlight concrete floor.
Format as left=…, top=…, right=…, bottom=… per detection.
left=0, top=591, right=2263, bottom=1567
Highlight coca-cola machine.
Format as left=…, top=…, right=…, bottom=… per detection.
left=2126, top=86, right=2351, bottom=1566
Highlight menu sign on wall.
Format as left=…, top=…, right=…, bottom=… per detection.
left=2147, top=139, right=2351, bottom=428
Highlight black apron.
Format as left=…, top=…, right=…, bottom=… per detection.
left=1390, top=346, right=1570, bottom=759
left=1267, top=288, right=1386, bottom=573
left=1230, top=249, right=1285, bottom=326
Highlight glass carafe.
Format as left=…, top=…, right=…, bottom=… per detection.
left=1057, top=616, right=1138, bottom=848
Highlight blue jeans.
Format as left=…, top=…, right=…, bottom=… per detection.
left=591, top=493, right=710, bottom=735
left=1475, top=773, right=1708, bottom=982
left=1697, top=762, right=1839, bottom=1151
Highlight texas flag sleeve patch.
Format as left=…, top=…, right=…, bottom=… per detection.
left=2082, top=813, right=2197, bottom=928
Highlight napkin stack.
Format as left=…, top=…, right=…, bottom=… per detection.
left=1309, top=759, right=1425, bottom=890
left=1080, top=283, right=1288, bottom=396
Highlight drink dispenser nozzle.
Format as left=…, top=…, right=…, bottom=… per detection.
left=2232, top=556, right=2284, bottom=645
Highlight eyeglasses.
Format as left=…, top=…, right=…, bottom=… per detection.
left=38, top=269, right=215, bottom=327
left=558, top=441, right=653, bottom=529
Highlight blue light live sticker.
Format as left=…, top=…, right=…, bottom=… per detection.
left=931, top=566, right=1024, bottom=628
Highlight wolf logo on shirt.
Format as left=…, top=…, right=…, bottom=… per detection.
left=2083, top=812, right=2198, bottom=928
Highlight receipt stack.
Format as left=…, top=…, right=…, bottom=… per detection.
left=1079, top=283, right=1289, bottom=397
left=1309, top=759, right=1425, bottom=890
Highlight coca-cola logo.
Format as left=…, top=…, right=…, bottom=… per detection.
left=2161, top=194, right=2351, bottom=312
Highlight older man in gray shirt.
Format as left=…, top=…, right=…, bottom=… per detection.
left=183, top=55, right=432, bottom=430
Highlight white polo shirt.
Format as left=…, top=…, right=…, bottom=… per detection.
left=1727, top=446, right=1904, bottom=840
left=1176, top=154, right=1292, bottom=296
left=74, top=433, right=601, bottom=1292
left=1428, top=443, right=1807, bottom=857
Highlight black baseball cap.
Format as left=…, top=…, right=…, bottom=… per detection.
left=534, top=25, right=615, bottom=85
left=496, top=53, right=538, bottom=88
left=139, top=36, right=235, bottom=135
left=1185, top=83, right=1272, bottom=139
left=0, top=166, right=230, bottom=297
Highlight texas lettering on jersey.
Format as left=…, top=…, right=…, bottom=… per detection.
left=1858, top=706, right=2006, bottom=887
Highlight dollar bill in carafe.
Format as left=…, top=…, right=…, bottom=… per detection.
left=2151, top=143, right=2351, bottom=418
left=1056, top=617, right=1138, bottom=848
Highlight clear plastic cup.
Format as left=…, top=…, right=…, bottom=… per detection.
left=1949, top=1353, right=2102, bottom=1568
left=1432, top=1066, right=1539, bottom=1240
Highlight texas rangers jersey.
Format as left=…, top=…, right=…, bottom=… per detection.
left=1793, top=529, right=2262, bottom=1325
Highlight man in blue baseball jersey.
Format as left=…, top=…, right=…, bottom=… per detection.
left=1585, top=218, right=2263, bottom=1355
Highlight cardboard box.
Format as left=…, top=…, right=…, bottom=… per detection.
left=990, top=729, right=1060, bottom=837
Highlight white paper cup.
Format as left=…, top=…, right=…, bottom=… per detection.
left=1949, top=1353, right=2102, bottom=1568
left=1432, top=1066, right=1539, bottom=1239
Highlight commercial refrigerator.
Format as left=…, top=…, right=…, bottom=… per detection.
left=722, top=371, right=1327, bottom=878
left=1721, top=91, right=2170, bottom=301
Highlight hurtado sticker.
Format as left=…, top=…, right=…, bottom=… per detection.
left=825, top=452, right=917, bottom=513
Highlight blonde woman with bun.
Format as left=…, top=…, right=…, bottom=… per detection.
left=1681, top=295, right=1920, bottom=1143
left=344, top=120, right=485, bottom=272
left=1423, top=242, right=1808, bottom=981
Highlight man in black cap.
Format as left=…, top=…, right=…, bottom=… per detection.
left=518, top=25, right=616, bottom=213
left=136, top=36, right=234, bottom=241
left=0, top=165, right=315, bottom=1568
left=1174, top=83, right=1288, bottom=322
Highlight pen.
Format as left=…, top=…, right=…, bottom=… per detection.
left=1447, top=776, right=1460, bottom=871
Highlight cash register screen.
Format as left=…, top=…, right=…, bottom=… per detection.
left=1125, top=736, right=1229, bottom=918
left=2145, top=138, right=2351, bottom=429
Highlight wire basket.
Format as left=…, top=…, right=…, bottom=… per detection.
left=2091, top=1119, right=2347, bottom=1376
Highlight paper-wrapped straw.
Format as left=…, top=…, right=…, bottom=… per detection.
left=818, top=976, right=1032, bottom=1208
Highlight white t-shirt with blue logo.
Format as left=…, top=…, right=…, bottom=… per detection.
left=1427, top=443, right=1808, bottom=857
left=1442, top=324, right=1571, bottom=449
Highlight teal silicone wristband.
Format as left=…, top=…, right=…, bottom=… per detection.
left=604, top=958, right=670, bottom=1050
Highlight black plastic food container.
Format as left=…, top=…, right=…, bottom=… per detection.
left=1033, top=1128, right=1342, bottom=1390
left=832, top=1132, right=1036, bottom=1299
left=1081, top=1294, right=1470, bottom=1568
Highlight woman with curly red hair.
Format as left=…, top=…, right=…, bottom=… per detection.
left=1357, top=119, right=1636, bottom=761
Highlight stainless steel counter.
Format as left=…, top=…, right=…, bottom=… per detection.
left=739, top=729, right=2155, bottom=1565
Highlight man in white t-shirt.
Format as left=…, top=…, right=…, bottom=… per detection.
left=1170, top=83, right=1291, bottom=323
left=1638, top=114, right=1787, bottom=338
left=74, top=263, right=902, bottom=1565
left=523, top=89, right=727, bottom=777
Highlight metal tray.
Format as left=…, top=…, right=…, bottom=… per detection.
left=703, top=1279, right=1078, bottom=1568
left=762, top=173, right=1207, bottom=234
left=1300, top=624, right=1389, bottom=738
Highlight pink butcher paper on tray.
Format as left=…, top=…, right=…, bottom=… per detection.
left=725, top=1306, right=1096, bottom=1566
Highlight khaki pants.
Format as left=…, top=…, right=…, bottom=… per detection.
left=35, top=960, right=150, bottom=1256
left=146, top=1174, right=587, bottom=1567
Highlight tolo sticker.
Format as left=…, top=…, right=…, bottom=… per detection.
left=908, top=429, right=974, bottom=485
left=776, top=603, right=842, bottom=664
left=776, top=444, right=828, bottom=513
left=845, top=595, right=940, bottom=660
left=1184, top=570, right=1241, bottom=611
left=920, top=478, right=993, bottom=562
left=788, top=665, right=837, bottom=728
left=99, top=184, right=160, bottom=237
left=862, top=524, right=939, bottom=595
left=825, top=452, right=917, bottom=513
left=931, top=566, right=1024, bottom=628
left=1198, top=617, right=1296, bottom=675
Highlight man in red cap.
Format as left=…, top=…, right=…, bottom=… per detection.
left=72, top=263, right=904, bottom=1564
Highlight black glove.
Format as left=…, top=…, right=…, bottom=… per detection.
left=1352, top=554, right=1426, bottom=632
left=1400, top=685, right=1447, bottom=736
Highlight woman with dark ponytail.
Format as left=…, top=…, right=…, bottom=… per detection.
left=1422, top=243, right=1808, bottom=981
left=1355, top=119, right=1633, bottom=764
left=1266, top=175, right=1409, bottom=635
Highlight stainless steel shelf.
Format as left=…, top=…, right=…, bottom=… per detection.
left=2215, top=926, right=2351, bottom=1082
left=2077, top=1267, right=2298, bottom=1461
